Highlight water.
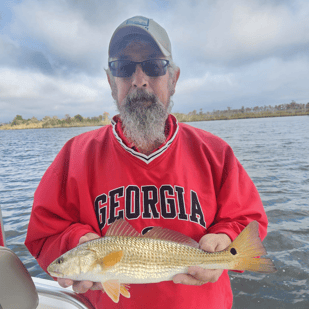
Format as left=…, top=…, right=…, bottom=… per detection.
left=0, top=116, right=308, bottom=308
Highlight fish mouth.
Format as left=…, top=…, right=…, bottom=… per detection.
left=48, top=269, right=64, bottom=277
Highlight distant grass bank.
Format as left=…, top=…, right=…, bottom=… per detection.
left=0, top=114, right=111, bottom=130
left=174, top=101, right=309, bottom=122
left=1, top=102, right=308, bottom=130
left=173, top=110, right=309, bottom=123
left=0, top=121, right=110, bottom=130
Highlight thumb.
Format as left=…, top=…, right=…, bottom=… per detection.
left=79, top=233, right=100, bottom=245
left=199, top=234, right=218, bottom=253
left=199, top=233, right=231, bottom=253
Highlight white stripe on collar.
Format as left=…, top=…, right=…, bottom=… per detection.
left=111, top=118, right=179, bottom=164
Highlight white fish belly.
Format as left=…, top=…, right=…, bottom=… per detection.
left=75, top=265, right=189, bottom=284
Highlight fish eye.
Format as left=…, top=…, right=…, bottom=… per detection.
left=230, top=248, right=237, bottom=255
left=56, top=257, right=64, bottom=264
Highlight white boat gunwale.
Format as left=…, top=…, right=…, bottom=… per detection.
left=0, top=204, right=95, bottom=309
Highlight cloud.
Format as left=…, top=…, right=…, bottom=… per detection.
left=7, top=0, right=309, bottom=70
left=10, top=0, right=109, bottom=74
left=0, top=0, right=308, bottom=123
left=173, top=55, right=309, bottom=114
left=0, top=68, right=106, bottom=99
left=9, top=0, right=154, bottom=74
left=0, top=35, right=20, bottom=67
left=177, top=72, right=236, bottom=95
left=167, top=0, right=309, bottom=65
left=0, top=67, right=114, bottom=121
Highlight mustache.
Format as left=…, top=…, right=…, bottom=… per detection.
left=125, top=89, right=158, bottom=108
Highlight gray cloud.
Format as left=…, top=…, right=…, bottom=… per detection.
left=174, top=55, right=309, bottom=114
left=0, top=0, right=308, bottom=123
left=167, top=0, right=309, bottom=66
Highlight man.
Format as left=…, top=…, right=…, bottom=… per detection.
left=25, top=16, right=268, bottom=308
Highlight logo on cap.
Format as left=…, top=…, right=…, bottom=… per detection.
left=126, top=16, right=149, bottom=30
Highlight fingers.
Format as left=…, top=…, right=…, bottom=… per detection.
left=58, top=278, right=102, bottom=293
left=173, top=267, right=224, bottom=285
left=79, top=233, right=100, bottom=245
left=173, top=273, right=205, bottom=286
left=199, top=233, right=231, bottom=253
left=72, top=281, right=103, bottom=293
left=90, top=282, right=103, bottom=291
left=72, top=280, right=94, bottom=293
left=188, top=266, right=224, bottom=283
left=58, top=278, right=74, bottom=288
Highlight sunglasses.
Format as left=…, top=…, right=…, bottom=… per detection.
left=109, top=59, right=169, bottom=77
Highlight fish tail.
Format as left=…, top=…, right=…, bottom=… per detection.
left=228, top=221, right=277, bottom=273
left=229, top=221, right=266, bottom=258
left=233, top=257, right=277, bottom=273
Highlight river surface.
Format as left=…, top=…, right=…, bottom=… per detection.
left=0, top=116, right=308, bottom=308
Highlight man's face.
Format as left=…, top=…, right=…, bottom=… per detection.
left=107, top=39, right=180, bottom=154
left=108, top=40, right=178, bottom=110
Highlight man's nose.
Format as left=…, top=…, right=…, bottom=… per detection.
left=132, top=65, right=148, bottom=88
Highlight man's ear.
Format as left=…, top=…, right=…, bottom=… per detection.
left=106, top=70, right=117, bottom=100
left=107, top=71, right=112, bottom=87
left=170, top=67, right=180, bottom=96
left=174, top=67, right=180, bottom=85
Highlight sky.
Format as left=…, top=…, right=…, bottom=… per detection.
left=0, top=0, right=308, bottom=123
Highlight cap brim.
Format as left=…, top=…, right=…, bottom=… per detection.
left=108, top=25, right=171, bottom=61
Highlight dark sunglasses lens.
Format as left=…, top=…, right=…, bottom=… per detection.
left=109, top=60, right=169, bottom=77
left=143, top=60, right=168, bottom=76
left=110, top=61, right=136, bottom=77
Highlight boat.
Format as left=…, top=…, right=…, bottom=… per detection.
left=0, top=204, right=94, bottom=309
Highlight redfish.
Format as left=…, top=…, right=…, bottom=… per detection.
left=47, top=219, right=276, bottom=303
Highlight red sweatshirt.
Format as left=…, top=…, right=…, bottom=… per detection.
left=25, top=115, right=268, bottom=309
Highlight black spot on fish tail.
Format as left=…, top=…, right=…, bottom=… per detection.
left=230, top=248, right=237, bottom=255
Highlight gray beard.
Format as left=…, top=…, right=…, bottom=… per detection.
left=117, top=89, right=173, bottom=155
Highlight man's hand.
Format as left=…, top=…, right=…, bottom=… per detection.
left=57, top=233, right=103, bottom=293
left=173, top=233, right=231, bottom=285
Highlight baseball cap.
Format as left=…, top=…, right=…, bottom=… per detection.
left=108, top=16, right=172, bottom=61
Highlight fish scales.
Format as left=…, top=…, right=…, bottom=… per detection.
left=47, top=220, right=277, bottom=303
left=79, top=236, right=232, bottom=283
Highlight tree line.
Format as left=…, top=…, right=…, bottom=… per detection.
left=1, top=101, right=308, bottom=130
left=174, top=101, right=309, bottom=122
left=1, top=112, right=110, bottom=130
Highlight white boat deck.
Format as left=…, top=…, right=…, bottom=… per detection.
left=0, top=207, right=95, bottom=309
left=33, top=277, right=94, bottom=309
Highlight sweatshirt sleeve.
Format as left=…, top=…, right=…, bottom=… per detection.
left=25, top=139, right=99, bottom=272
left=206, top=145, right=268, bottom=242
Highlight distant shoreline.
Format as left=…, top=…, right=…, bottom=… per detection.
left=175, top=110, right=309, bottom=123
left=0, top=122, right=110, bottom=130
left=0, top=121, right=110, bottom=130
left=0, top=114, right=111, bottom=131
left=1, top=111, right=308, bottom=130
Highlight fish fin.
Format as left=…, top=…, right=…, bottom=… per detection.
left=120, top=284, right=130, bottom=298
left=106, top=219, right=140, bottom=237
left=144, top=226, right=199, bottom=248
left=233, top=257, right=277, bottom=273
left=102, top=279, right=120, bottom=303
left=88, top=250, right=123, bottom=271
left=227, top=221, right=277, bottom=273
left=102, top=250, right=123, bottom=268
left=228, top=221, right=267, bottom=258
